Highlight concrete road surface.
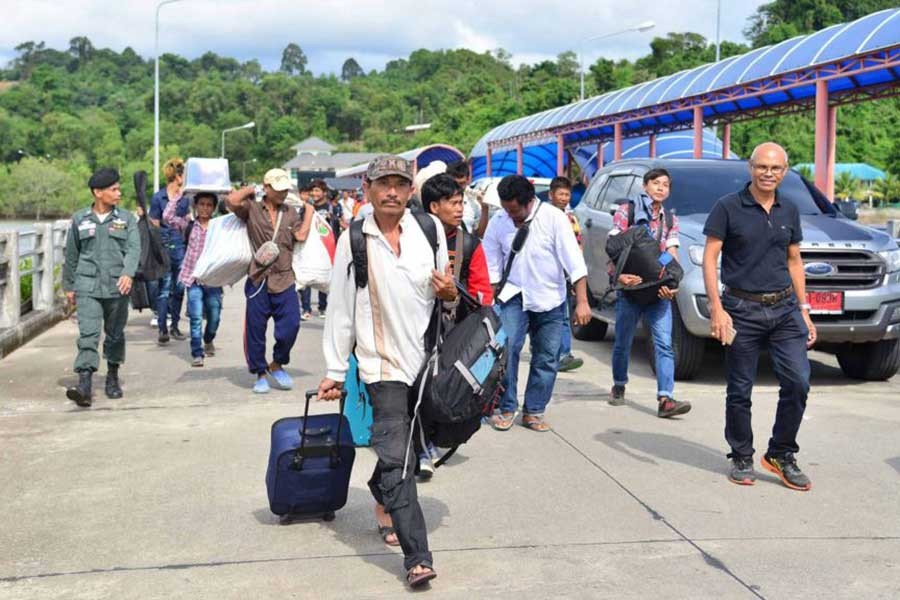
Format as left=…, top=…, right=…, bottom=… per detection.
left=1, top=290, right=898, bottom=599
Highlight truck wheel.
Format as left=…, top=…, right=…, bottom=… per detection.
left=836, top=339, right=900, bottom=380
left=646, top=303, right=705, bottom=380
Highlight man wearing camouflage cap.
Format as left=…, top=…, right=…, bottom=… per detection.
left=63, top=168, right=141, bottom=407
left=318, top=155, right=457, bottom=589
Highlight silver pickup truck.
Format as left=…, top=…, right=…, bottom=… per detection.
left=572, top=158, right=900, bottom=381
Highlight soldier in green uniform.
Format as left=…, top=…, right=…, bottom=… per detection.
left=63, top=168, right=141, bottom=407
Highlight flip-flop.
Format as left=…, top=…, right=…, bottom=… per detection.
left=490, top=412, right=516, bottom=431
left=378, top=525, right=400, bottom=547
left=521, top=415, right=551, bottom=432
left=407, top=566, right=437, bottom=588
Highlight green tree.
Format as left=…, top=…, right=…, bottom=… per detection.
left=67, top=36, right=95, bottom=67
left=834, top=171, right=861, bottom=200
left=280, top=43, right=308, bottom=75
left=341, top=58, right=364, bottom=82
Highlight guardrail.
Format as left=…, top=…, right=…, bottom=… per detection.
left=0, top=220, right=69, bottom=329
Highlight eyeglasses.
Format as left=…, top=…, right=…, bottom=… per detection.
left=751, top=164, right=786, bottom=175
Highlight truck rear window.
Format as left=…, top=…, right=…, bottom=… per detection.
left=664, top=167, right=823, bottom=216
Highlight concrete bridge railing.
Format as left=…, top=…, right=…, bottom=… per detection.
left=0, top=220, right=70, bottom=357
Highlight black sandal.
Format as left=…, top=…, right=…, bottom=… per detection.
left=407, top=565, right=437, bottom=588
left=378, top=525, right=400, bottom=547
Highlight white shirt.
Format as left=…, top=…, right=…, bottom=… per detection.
left=461, top=190, right=482, bottom=233
left=482, top=200, right=588, bottom=312
left=323, top=210, right=450, bottom=386
left=339, top=197, right=355, bottom=224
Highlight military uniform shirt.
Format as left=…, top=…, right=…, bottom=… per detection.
left=63, top=206, right=141, bottom=298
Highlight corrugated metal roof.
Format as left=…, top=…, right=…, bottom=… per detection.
left=470, top=8, right=900, bottom=159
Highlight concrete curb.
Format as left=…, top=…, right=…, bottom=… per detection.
left=0, top=306, right=67, bottom=359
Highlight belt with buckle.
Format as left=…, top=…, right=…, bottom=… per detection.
left=725, top=286, right=793, bottom=306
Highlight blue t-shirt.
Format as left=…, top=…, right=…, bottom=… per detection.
left=149, top=188, right=190, bottom=248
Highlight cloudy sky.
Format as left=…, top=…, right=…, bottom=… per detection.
left=3, top=0, right=769, bottom=74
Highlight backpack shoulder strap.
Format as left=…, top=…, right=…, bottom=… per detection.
left=412, top=212, right=439, bottom=268
left=459, top=229, right=479, bottom=286
left=665, top=208, right=674, bottom=231
left=348, top=218, right=367, bottom=289
left=184, top=220, right=195, bottom=244
left=627, top=200, right=634, bottom=227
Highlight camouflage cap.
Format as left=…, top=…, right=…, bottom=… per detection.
left=366, top=155, right=413, bottom=183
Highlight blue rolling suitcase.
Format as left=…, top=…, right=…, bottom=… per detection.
left=343, top=355, right=373, bottom=447
left=265, top=390, right=355, bottom=520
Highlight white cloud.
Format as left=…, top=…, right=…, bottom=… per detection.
left=2, top=0, right=769, bottom=75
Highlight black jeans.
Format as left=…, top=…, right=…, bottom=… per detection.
left=723, top=294, right=810, bottom=459
left=365, top=381, right=432, bottom=571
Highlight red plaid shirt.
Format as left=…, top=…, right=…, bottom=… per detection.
left=162, top=198, right=208, bottom=287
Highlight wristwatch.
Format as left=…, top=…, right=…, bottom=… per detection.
left=799, top=303, right=812, bottom=311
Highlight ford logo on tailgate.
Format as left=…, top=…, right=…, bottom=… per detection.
left=805, top=262, right=836, bottom=276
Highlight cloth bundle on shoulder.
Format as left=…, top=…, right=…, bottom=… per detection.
left=605, top=225, right=683, bottom=305
left=193, top=213, right=253, bottom=287
left=293, top=211, right=335, bottom=292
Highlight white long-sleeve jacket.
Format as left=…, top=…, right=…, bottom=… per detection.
left=323, top=211, right=449, bottom=386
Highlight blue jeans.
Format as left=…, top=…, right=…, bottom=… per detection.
left=300, top=288, right=327, bottom=313
left=558, top=297, right=573, bottom=357
left=187, top=284, right=223, bottom=358
left=723, top=294, right=810, bottom=459
left=157, top=244, right=185, bottom=333
left=498, top=294, right=566, bottom=416
left=612, top=293, right=675, bottom=398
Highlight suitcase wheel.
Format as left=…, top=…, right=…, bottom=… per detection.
left=323, top=511, right=336, bottom=522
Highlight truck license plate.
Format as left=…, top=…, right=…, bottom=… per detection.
left=806, top=291, right=843, bottom=315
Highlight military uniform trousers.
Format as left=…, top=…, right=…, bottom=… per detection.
left=74, top=294, right=130, bottom=372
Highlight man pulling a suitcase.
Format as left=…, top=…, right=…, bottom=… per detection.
left=317, top=155, right=457, bottom=589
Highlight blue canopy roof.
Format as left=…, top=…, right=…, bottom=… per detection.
left=470, top=8, right=900, bottom=164
left=795, top=162, right=887, bottom=181
left=336, top=144, right=464, bottom=177
left=472, top=130, right=739, bottom=180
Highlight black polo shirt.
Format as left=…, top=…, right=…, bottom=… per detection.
left=703, top=183, right=802, bottom=293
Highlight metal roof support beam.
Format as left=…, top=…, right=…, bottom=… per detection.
left=648, top=134, right=657, bottom=158
left=614, top=123, right=623, bottom=161
left=597, top=143, right=604, bottom=170
left=556, top=134, right=565, bottom=176
left=722, top=122, right=731, bottom=159
left=693, top=106, right=704, bottom=159
left=814, top=79, right=832, bottom=199
left=486, top=148, right=493, bottom=177
left=516, top=142, right=524, bottom=175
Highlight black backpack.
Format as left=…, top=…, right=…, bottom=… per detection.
left=416, top=285, right=506, bottom=465
left=605, top=225, right=684, bottom=305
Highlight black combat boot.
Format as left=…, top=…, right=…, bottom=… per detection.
left=105, top=363, right=123, bottom=399
left=66, top=371, right=93, bottom=407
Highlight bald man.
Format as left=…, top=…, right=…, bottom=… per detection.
left=702, top=142, right=816, bottom=491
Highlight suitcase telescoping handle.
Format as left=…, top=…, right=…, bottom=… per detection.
left=293, top=389, right=347, bottom=470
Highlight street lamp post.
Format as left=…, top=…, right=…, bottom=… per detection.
left=715, top=0, right=722, bottom=62
left=241, top=158, right=258, bottom=183
left=579, top=21, right=655, bottom=101
left=154, top=0, right=184, bottom=192
left=221, top=121, right=256, bottom=158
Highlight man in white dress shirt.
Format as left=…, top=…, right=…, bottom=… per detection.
left=482, top=175, right=591, bottom=432
left=317, top=155, right=457, bottom=588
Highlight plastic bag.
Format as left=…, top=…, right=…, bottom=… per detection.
left=293, top=212, right=335, bottom=292
left=193, top=213, right=253, bottom=287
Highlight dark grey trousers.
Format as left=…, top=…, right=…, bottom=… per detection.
left=365, top=381, right=433, bottom=571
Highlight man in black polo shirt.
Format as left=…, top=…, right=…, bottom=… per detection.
left=702, top=142, right=817, bottom=491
